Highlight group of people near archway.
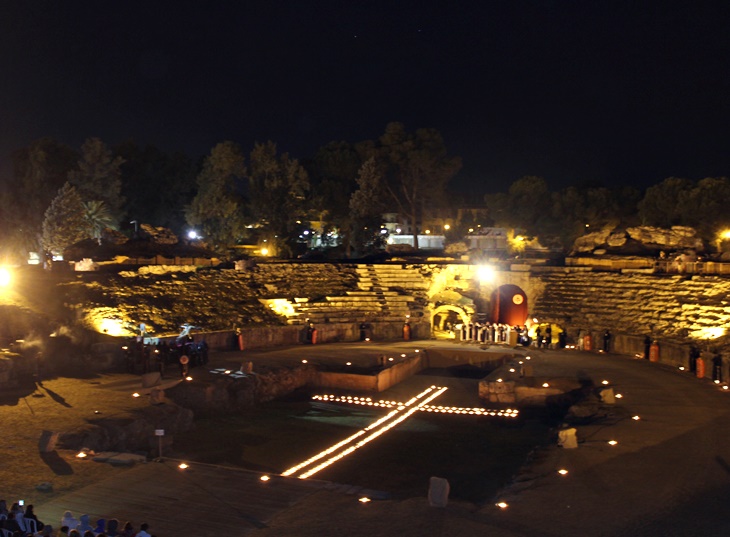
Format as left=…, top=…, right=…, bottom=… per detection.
left=456, top=321, right=530, bottom=346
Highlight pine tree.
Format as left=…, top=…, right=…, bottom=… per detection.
left=42, top=182, right=88, bottom=255
left=68, top=137, right=125, bottom=221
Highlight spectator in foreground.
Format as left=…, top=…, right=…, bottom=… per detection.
left=137, top=523, right=152, bottom=537
left=93, top=519, right=106, bottom=535
left=61, top=512, right=79, bottom=530
left=24, top=504, right=44, bottom=531
left=76, top=515, right=93, bottom=534
left=105, top=518, right=120, bottom=536
left=3, top=513, right=22, bottom=534
left=121, top=521, right=135, bottom=537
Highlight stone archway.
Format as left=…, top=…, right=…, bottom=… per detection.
left=490, top=284, right=528, bottom=326
left=431, top=304, right=471, bottom=339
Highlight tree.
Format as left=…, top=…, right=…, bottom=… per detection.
left=117, top=141, right=198, bottom=233
left=637, top=177, right=693, bottom=227
left=186, top=141, right=247, bottom=253
left=485, top=176, right=550, bottom=235
left=247, top=141, right=310, bottom=257
left=364, top=122, right=461, bottom=249
left=83, top=200, right=116, bottom=244
left=349, top=157, right=388, bottom=255
left=678, top=177, right=730, bottom=241
left=0, top=138, right=77, bottom=260
left=41, top=182, right=88, bottom=255
left=305, top=141, right=362, bottom=251
left=68, top=137, right=125, bottom=221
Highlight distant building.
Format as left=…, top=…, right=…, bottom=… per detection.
left=466, top=227, right=508, bottom=251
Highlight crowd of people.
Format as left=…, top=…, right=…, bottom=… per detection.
left=0, top=502, right=155, bottom=537
left=455, top=321, right=532, bottom=346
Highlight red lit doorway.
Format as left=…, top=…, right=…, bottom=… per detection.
left=490, top=284, right=528, bottom=326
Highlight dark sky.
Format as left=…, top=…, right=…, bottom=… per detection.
left=2, top=0, right=730, bottom=194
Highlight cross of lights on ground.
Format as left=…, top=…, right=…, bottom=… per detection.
left=281, top=386, right=519, bottom=480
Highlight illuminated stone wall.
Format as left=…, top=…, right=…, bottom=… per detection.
left=61, top=261, right=730, bottom=350
left=529, top=268, right=730, bottom=345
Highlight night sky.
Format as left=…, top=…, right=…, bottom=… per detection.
left=2, top=1, right=730, bottom=194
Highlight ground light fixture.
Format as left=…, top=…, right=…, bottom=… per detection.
left=615, top=393, right=623, bottom=399
left=496, top=501, right=509, bottom=509
left=608, top=440, right=618, bottom=446
left=260, top=475, right=270, bottom=482
left=283, top=386, right=448, bottom=479
left=632, top=415, right=641, bottom=420
left=294, top=388, right=519, bottom=479
left=178, top=463, right=189, bottom=469
left=358, top=497, right=371, bottom=503
left=558, top=469, right=569, bottom=475
left=601, top=380, right=609, bottom=385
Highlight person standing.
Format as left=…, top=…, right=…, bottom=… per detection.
left=603, top=329, right=612, bottom=352
left=545, top=325, right=552, bottom=349
left=712, top=351, right=723, bottom=382
left=689, top=345, right=700, bottom=373
left=643, top=336, right=652, bottom=360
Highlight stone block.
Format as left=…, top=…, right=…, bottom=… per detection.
left=497, top=393, right=516, bottom=403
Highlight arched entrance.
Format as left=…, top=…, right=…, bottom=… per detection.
left=431, top=304, right=471, bottom=339
left=490, top=284, right=528, bottom=326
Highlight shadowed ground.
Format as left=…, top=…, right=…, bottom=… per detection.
left=8, top=340, right=730, bottom=536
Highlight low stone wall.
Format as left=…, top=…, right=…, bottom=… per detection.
left=58, top=400, right=195, bottom=454
left=184, top=321, right=431, bottom=352
left=166, top=364, right=317, bottom=415
left=376, top=353, right=423, bottom=391
left=316, top=371, right=378, bottom=392
left=316, top=354, right=424, bottom=393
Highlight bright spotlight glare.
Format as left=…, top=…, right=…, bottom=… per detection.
left=0, top=267, right=11, bottom=287
left=477, top=265, right=495, bottom=283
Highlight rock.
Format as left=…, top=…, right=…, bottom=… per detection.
left=606, top=231, right=628, bottom=247
left=573, top=229, right=612, bottom=253
left=74, top=258, right=99, bottom=271
left=102, top=228, right=129, bottom=245
left=572, top=225, right=705, bottom=255
left=35, top=482, right=53, bottom=492
left=138, top=224, right=178, bottom=245
left=626, top=226, right=703, bottom=250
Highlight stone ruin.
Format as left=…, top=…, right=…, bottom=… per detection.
left=138, top=223, right=179, bottom=245
left=573, top=225, right=704, bottom=255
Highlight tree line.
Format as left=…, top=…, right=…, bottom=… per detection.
left=1, top=126, right=728, bottom=263
left=485, top=176, right=730, bottom=251
left=0, top=122, right=461, bottom=261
